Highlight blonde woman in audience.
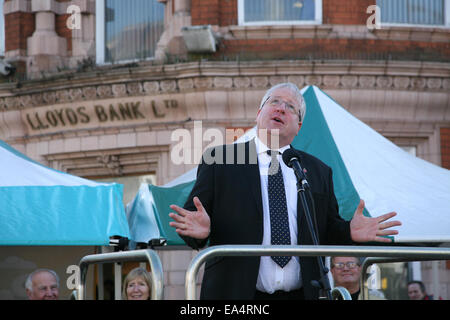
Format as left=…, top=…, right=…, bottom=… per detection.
left=122, top=267, right=152, bottom=300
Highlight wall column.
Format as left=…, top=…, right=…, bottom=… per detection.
left=27, top=0, right=67, bottom=78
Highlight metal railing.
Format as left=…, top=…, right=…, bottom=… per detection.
left=331, top=287, right=352, bottom=300
left=185, top=244, right=450, bottom=300
left=77, top=249, right=164, bottom=300
left=359, top=256, right=441, bottom=300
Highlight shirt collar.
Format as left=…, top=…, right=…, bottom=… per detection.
left=254, top=135, right=291, bottom=155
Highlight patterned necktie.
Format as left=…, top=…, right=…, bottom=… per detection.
left=267, top=150, right=291, bottom=268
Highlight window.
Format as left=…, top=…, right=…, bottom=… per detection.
left=377, top=0, right=450, bottom=27
left=96, top=0, right=165, bottom=64
left=238, top=0, right=322, bottom=26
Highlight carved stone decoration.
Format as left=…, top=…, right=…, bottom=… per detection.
left=97, top=85, right=113, bottom=98
left=97, top=154, right=123, bottom=176
left=127, top=82, right=143, bottom=95
left=269, top=76, right=286, bottom=86
left=5, top=96, right=19, bottom=109
left=31, top=93, right=44, bottom=106
left=43, top=91, right=56, bottom=104
left=393, top=77, right=410, bottom=90
left=194, top=77, right=213, bottom=89
left=287, top=75, right=305, bottom=88
left=427, top=78, right=442, bottom=90
left=443, top=79, right=450, bottom=90
left=69, top=88, right=83, bottom=101
left=358, top=76, right=376, bottom=88
left=213, top=77, right=233, bottom=89
left=111, top=84, right=127, bottom=97
left=341, top=75, right=358, bottom=88
left=376, top=76, right=393, bottom=89
left=251, top=76, right=269, bottom=88
left=160, top=80, right=177, bottom=92
left=322, top=75, right=340, bottom=88
left=19, top=95, right=32, bottom=108
left=44, top=146, right=166, bottom=179
left=82, top=86, right=97, bottom=99
left=0, top=64, right=448, bottom=113
left=410, top=77, right=426, bottom=90
left=305, top=75, right=322, bottom=86
left=143, top=81, right=160, bottom=93
left=177, top=79, right=194, bottom=91
left=233, top=77, right=251, bottom=88
left=56, top=90, right=70, bottom=103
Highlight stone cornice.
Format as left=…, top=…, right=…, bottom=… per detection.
left=224, top=24, right=450, bottom=43
left=0, top=60, right=448, bottom=111
left=371, top=25, right=450, bottom=43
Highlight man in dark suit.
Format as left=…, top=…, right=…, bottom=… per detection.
left=169, top=83, right=401, bottom=300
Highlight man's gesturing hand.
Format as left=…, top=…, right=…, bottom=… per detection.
left=169, top=196, right=211, bottom=240
left=350, top=199, right=402, bottom=243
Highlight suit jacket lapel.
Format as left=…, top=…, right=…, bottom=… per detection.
left=243, top=139, right=263, bottom=231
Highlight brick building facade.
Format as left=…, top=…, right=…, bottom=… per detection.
left=0, top=0, right=449, bottom=300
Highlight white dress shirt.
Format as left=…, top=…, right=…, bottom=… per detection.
left=254, top=136, right=302, bottom=293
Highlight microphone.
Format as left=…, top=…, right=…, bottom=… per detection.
left=282, top=148, right=309, bottom=190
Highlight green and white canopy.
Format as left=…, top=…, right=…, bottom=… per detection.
left=127, top=85, right=450, bottom=244
left=0, top=140, right=130, bottom=245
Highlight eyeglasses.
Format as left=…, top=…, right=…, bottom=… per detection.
left=332, top=261, right=360, bottom=269
left=263, top=96, right=301, bottom=119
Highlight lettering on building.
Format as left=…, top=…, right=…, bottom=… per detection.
left=22, top=98, right=183, bottom=134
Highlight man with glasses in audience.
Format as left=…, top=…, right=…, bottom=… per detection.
left=331, top=256, right=386, bottom=300
left=331, top=257, right=364, bottom=300
left=170, top=82, right=401, bottom=300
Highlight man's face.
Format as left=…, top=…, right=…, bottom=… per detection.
left=331, top=257, right=361, bottom=288
left=27, top=271, right=59, bottom=300
left=256, top=87, right=302, bottom=147
left=408, top=283, right=425, bottom=300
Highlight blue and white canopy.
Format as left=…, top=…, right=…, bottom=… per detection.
left=0, top=140, right=130, bottom=245
left=295, top=86, right=450, bottom=243
left=126, top=85, right=450, bottom=244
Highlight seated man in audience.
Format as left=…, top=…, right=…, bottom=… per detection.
left=331, top=256, right=385, bottom=300
left=25, top=268, right=59, bottom=300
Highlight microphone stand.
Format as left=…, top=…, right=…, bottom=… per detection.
left=292, top=162, right=332, bottom=300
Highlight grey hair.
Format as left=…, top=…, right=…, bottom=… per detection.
left=25, top=269, right=60, bottom=291
left=259, top=82, right=306, bottom=122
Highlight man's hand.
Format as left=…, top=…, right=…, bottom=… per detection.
left=350, top=199, right=402, bottom=243
left=169, top=196, right=211, bottom=240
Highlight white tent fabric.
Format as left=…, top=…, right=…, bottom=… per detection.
left=311, top=86, right=450, bottom=242
left=0, top=140, right=130, bottom=245
left=0, top=144, right=104, bottom=187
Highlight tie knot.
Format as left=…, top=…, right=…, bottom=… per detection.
left=267, top=150, right=280, bottom=157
